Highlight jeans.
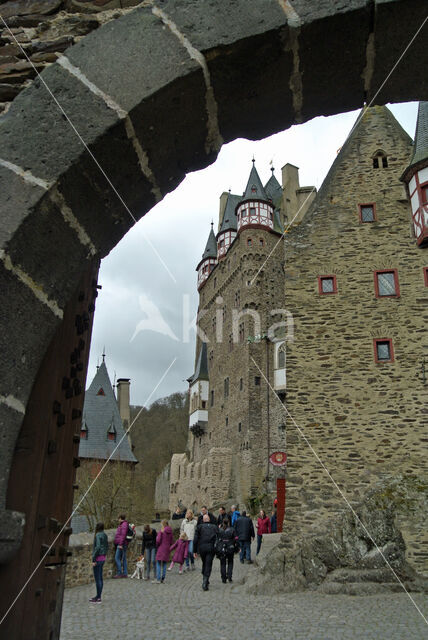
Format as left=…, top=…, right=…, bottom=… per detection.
left=220, top=555, right=234, bottom=581
left=156, top=560, right=167, bottom=581
left=145, top=548, right=156, bottom=578
left=185, top=540, right=194, bottom=567
left=115, top=545, right=127, bottom=576
left=256, top=534, right=263, bottom=554
left=93, top=561, right=104, bottom=598
left=239, top=540, right=251, bottom=562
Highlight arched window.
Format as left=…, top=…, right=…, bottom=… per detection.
left=372, top=149, right=388, bottom=169
left=278, top=350, right=285, bottom=368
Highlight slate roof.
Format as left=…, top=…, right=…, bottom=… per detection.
left=402, top=101, right=428, bottom=179
left=273, top=209, right=284, bottom=234
left=79, top=361, right=137, bottom=463
left=200, top=224, right=217, bottom=261
left=264, top=170, right=283, bottom=209
left=219, top=192, right=241, bottom=234
left=242, top=161, right=269, bottom=201
left=188, top=342, right=209, bottom=384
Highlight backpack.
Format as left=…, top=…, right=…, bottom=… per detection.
left=215, top=535, right=235, bottom=559
left=126, top=523, right=135, bottom=543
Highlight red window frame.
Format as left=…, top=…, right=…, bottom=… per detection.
left=358, top=202, right=377, bottom=223
left=421, top=182, right=428, bottom=205
left=318, top=275, right=338, bottom=295
left=373, top=338, right=394, bottom=364
left=424, top=267, right=428, bottom=287
left=373, top=269, right=400, bottom=298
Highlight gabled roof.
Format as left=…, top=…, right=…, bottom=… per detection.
left=188, top=342, right=209, bottom=385
left=242, top=161, right=269, bottom=201
left=402, top=101, right=428, bottom=181
left=264, top=170, right=283, bottom=209
left=218, top=192, right=240, bottom=234
left=79, top=361, right=137, bottom=463
left=201, top=224, right=217, bottom=261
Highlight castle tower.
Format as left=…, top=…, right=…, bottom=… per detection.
left=217, top=192, right=238, bottom=260
left=196, top=223, right=217, bottom=290
left=188, top=342, right=209, bottom=436
left=236, top=160, right=274, bottom=232
left=401, top=101, right=428, bottom=246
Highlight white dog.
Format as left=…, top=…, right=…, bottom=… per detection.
left=130, top=556, right=145, bottom=579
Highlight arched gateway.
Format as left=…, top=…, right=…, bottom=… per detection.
left=0, top=1, right=427, bottom=637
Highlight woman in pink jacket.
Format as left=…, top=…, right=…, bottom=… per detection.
left=256, top=509, right=271, bottom=555
left=154, top=520, right=173, bottom=583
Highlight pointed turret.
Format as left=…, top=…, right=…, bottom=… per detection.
left=188, top=343, right=209, bottom=436
left=236, top=160, right=274, bottom=233
left=264, top=167, right=283, bottom=209
left=217, top=192, right=240, bottom=260
left=79, top=360, right=137, bottom=463
left=401, top=102, right=428, bottom=246
left=196, top=223, right=218, bottom=289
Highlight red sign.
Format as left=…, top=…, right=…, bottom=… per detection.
left=269, top=451, right=287, bottom=466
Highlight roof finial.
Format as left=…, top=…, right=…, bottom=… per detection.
left=252, top=155, right=255, bottom=165
left=96, top=357, right=99, bottom=371
left=270, top=159, right=274, bottom=173
left=102, top=347, right=106, bottom=363
left=211, top=219, right=214, bottom=228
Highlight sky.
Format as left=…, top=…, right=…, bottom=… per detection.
left=87, top=102, right=419, bottom=407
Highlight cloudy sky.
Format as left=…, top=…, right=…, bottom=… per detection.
left=87, top=102, right=419, bottom=407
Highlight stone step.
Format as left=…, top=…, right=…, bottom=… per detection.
left=323, top=567, right=396, bottom=584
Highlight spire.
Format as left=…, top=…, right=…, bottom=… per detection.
left=242, top=160, right=269, bottom=201
left=219, top=191, right=240, bottom=233
left=189, top=342, right=209, bottom=384
left=402, top=102, right=428, bottom=181
left=201, top=225, right=217, bottom=261
left=264, top=170, right=283, bottom=209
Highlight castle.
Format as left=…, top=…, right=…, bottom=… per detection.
left=165, top=104, right=428, bottom=574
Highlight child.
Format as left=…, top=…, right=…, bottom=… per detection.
left=168, top=532, right=188, bottom=574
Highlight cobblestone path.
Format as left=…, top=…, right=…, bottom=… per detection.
left=61, top=553, right=428, bottom=640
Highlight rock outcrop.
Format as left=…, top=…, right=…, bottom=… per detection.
left=246, top=476, right=428, bottom=595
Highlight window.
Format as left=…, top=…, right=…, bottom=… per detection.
left=421, top=183, right=428, bottom=205
left=80, top=424, right=88, bottom=439
left=251, top=184, right=257, bottom=193
left=255, top=376, right=261, bottom=386
left=242, top=208, right=247, bottom=218
left=239, top=377, right=243, bottom=391
left=210, top=389, right=214, bottom=407
left=238, top=422, right=242, bottom=432
left=249, top=207, right=256, bottom=215
left=97, top=388, right=105, bottom=396
left=424, top=267, right=428, bottom=287
left=201, top=400, right=206, bottom=409
left=318, top=275, right=337, bottom=295
left=219, top=238, right=224, bottom=248
left=247, top=238, right=252, bottom=247
left=374, top=339, right=394, bottom=363
left=374, top=269, right=400, bottom=297
left=359, top=203, right=376, bottom=223
left=372, top=151, right=388, bottom=169
left=224, top=377, right=229, bottom=398
left=239, top=322, right=245, bottom=342
left=278, top=350, right=285, bottom=368
left=259, top=238, right=264, bottom=247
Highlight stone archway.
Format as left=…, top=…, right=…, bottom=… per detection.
left=0, top=1, right=427, bottom=637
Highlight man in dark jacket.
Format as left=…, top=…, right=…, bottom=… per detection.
left=235, top=511, right=255, bottom=564
left=197, top=505, right=217, bottom=525
left=193, top=514, right=219, bottom=590
left=217, top=506, right=227, bottom=527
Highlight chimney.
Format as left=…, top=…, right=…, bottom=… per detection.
left=116, top=378, right=131, bottom=447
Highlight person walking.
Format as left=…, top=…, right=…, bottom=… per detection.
left=216, top=517, right=237, bottom=583
left=113, top=514, right=129, bottom=578
left=180, top=509, right=197, bottom=571
left=197, top=505, right=217, bottom=525
left=256, top=509, right=271, bottom=555
left=217, top=506, right=227, bottom=527
left=141, top=524, right=157, bottom=581
left=193, top=513, right=219, bottom=591
left=235, top=510, right=255, bottom=564
left=229, top=504, right=240, bottom=527
left=168, top=532, right=188, bottom=573
left=90, top=522, right=108, bottom=603
left=154, top=519, right=173, bottom=583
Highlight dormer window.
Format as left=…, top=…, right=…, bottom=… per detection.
left=421, top=183, right=428, bottom=205
left=80, top=422, right=88, bottom=439
left=97, top=388, right=105, bottom=396
left=251, top=184, right=257, bottom=193
left=107, top=422, right=117, bottom=442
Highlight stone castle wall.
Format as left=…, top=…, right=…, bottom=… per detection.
left=282, top=106, right=428, bottom=576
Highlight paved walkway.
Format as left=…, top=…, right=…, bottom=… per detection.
left=61, top=539, right=428, bottom=640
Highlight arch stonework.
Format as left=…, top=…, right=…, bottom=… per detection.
left=0, top=0, right=427, bottom=636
